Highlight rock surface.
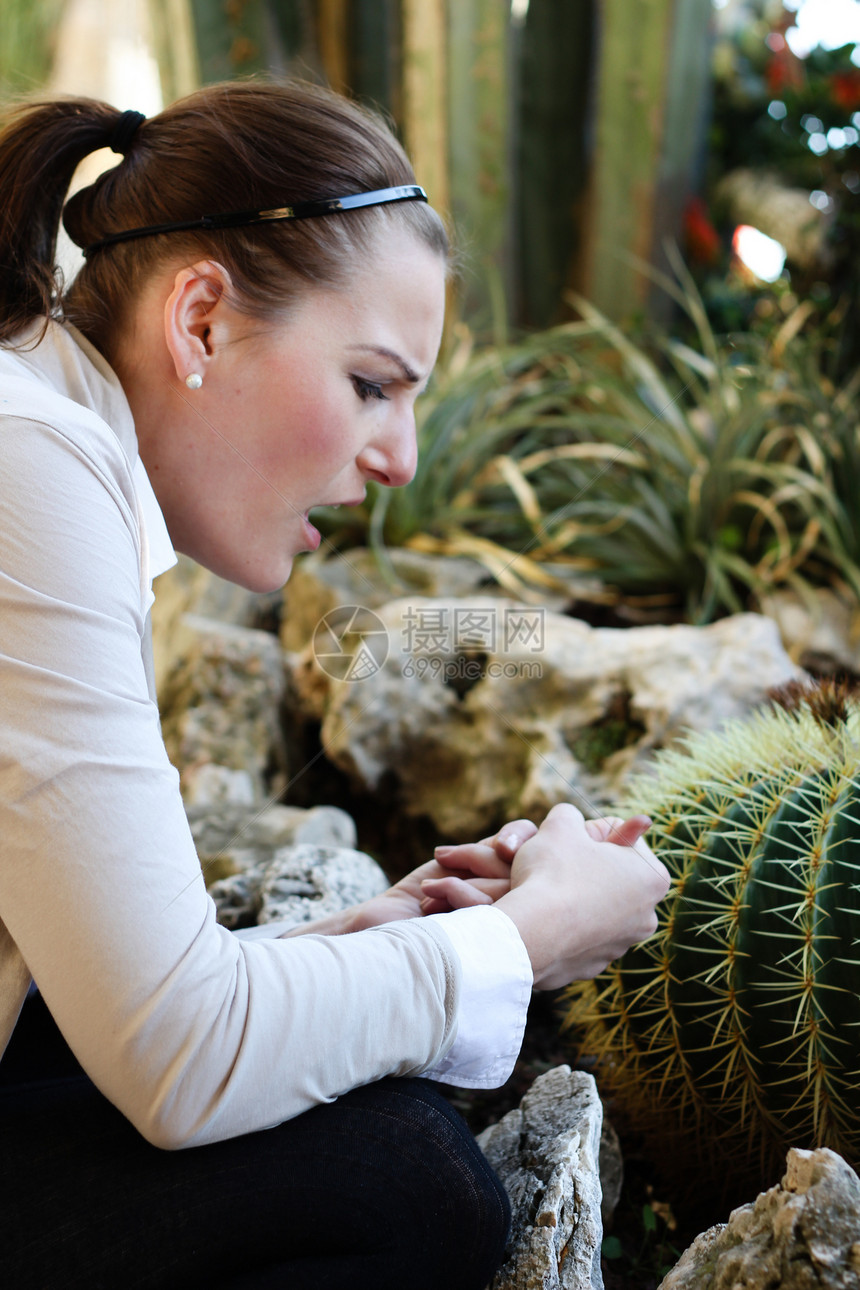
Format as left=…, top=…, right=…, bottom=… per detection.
left=188, top=800, right=356, bottom=876
left=184, top=801, right=379, bottom=929
left=281, top=548, right=508, bottom=653
left=658, top=1147, right=860, bottom=1290
left=477, top=1065, right=605, bottom=1290
left=254, top=844, right=390, bottom=927
left=279, top=547, right=606, bottom=655
left=598, top=1119, right=623, bottom=1226
left=760, top=586, right=860, bottom=675
left=207, top=842, right=389, bottom=930
left=290, top=597, right=802, bottom=837
left=160, top=615, right=287, bottom=805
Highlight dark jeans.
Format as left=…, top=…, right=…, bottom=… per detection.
left=0, top=992, right=510, bottom=1289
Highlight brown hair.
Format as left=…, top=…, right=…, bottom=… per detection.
left=0, top=80, right=448, bottom=356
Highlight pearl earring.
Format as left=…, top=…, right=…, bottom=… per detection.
left=185, top=373, right=203, bottom=390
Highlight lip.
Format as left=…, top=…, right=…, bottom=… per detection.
left=301, top=514, right=322, bottom=551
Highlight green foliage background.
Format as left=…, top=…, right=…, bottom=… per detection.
left=1, top=0, right=67, bottom=98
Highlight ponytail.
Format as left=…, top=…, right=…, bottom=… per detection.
left=0, top=97, right=123, bottom=343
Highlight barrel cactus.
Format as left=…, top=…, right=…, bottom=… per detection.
left=566, top=681, right=860, bottom=1180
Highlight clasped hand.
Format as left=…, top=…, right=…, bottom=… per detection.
left=352, top=804, right=671, bottom=990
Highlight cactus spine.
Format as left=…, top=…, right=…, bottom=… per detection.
left=567, top=687, right=860, bottom=1176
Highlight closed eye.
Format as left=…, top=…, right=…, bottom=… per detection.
left=352, top=375, right=389, bottom=402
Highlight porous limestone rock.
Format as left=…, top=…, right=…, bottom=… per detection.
left=760, top=586, right=860, bottom=675
left=210, top=844, right=389, bottom=931
left=598, top=1119, right=623, bottom=1226
left=151, top=559, right=213, bottom=699
left=281, top=548, right=504, bottom=654
left=280, top=549, right=596, bottom=656
left=188, top=797, right=383, bottom=931
left=182, top=763, right=257, bottom=808
left=257, top=843, right=389, bottom=926
left=159, top=614, right=287, bottom=804
left=658, top=1147, right=860, bottom=1290
left=290, top=597, right=802, bottom=838
left=477, top=1066, right=605, bottom=1290
left=187, top=801, right=357, bottom=889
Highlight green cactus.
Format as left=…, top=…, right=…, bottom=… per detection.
left=566, top=681, right=860, bottom=1179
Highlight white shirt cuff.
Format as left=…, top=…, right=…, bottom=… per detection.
left=422, top=905, right=533, bottom=1089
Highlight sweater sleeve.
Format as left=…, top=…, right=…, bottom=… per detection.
left=0, top=410, right=460, bottom=1149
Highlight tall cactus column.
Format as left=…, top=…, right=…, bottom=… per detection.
left=401, top=0, right=449, bottom=224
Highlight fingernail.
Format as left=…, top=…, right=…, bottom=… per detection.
left=504, top=833, right=520, bottom=851
left=434, top=846, right=454, bottom=858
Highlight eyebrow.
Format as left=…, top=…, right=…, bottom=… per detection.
left=347, top=345, right=421, bottom=384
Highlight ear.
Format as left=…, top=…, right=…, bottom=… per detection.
left=162, top=260, right=235, bottom=386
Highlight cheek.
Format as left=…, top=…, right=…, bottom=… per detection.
left=264, top=389, right=358, bottom=480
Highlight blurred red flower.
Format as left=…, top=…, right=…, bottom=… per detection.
left=765, top=47, right=805, bottom=96
left=829, top=69, right=860, bottom=112
left=684, top=197, right=722, bottom=265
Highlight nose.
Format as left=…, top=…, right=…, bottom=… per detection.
left=357, top=410, right=418, bottom=488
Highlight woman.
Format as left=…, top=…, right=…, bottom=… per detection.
left=0, top=81, right=669, bottom=1288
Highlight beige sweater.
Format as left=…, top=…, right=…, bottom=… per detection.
left=0, top=322, right=531, bottom=1149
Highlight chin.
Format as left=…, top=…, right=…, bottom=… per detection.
left=176, top=532, right=297, bottom=593
left=239, top=557, right=296, bottom=594
left=201, top=553, right=295, bottom=594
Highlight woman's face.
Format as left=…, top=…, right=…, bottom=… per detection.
left=137, top=227, right=447, bottom=592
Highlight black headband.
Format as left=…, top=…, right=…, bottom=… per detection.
left=109, top=110, right=146, bottom=155
left=80, top=184, right=429, bottom=258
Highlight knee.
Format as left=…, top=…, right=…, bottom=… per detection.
left=436, top=1135, right=510, bottom=1289
left=361, top=1079, right=511, bottom=1290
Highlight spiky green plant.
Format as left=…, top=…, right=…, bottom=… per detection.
left=315, top=272, right=860, bottom=623
left=565, top=681, right=860, bottom=1182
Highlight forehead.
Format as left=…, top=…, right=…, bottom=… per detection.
left=318, top=229, right=447, bottom=367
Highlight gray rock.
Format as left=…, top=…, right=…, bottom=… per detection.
left=281, top=548, right=501, bottom=653
left=159, top=615, right=286, bottom=804
left=151, top=557, right=279, bottom=698
left=477, top=1066, right=605, bottom=1290
left=760, top=586, right=860, bottom=675
left=257, top=844, right=389, bottom=926
left=658, top=1147, right=860, bottom=1290
left=188, top=801, right=356, bottom=854
left=187, top=801, right=357, bottom=891
left=189, top=566, right=280, bottom=631
left=598, top=1119, right=623, bottom=1226
left=190, top=801, right=381, bottom=931
left=181, top=763, right=257, bottom=808
left=209, top=843, right=389, bottom=931
left=280, top=549, right=596, bottom=654
left=293, top=598, right=802, bottom=837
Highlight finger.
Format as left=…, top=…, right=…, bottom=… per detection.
left=432, top=843, right=512, bottom=878
left=419, top=879, right=494, bottom=915
left=421, top=876, right=509, bottom=907
left=603, top=814, right=652, bottom=848
left=492, top=819, right=538, bottom=857
left=584, top=817, right=618, bottom=842
left=584, top=814, right=651, bottom=846
left=419, top=894, right=454, bottom=915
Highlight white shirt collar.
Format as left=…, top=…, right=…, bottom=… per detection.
left=133, top=456, right=177, bottom=612
left=0, top=320, right=178, bottom=604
